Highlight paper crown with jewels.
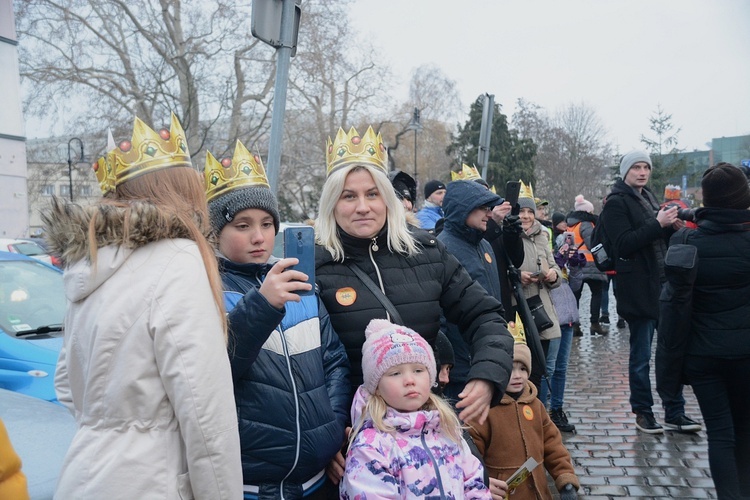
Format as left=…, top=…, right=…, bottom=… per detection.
left=93, top=113, right=191, bottom=194
left=204, top=140, right=269, bottom=202
left=451, top=164, right=481, bottom=181
left=519, top=180, right=535, bottom=200
left=326, top=126, right=388, bottom=177
left=508, top=312, right=527, bottom=344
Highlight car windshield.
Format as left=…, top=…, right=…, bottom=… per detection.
left=10, top=241, right=46, bottom=257
left=0, top=260, right=65, bottom=336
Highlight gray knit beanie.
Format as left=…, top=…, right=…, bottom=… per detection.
left=208, top=186, right=280, bottom=234
left=620, top=150, right=652, bottom=178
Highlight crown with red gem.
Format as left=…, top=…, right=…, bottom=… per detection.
left=204, top=140, right=269, bottom=203
left=326, top=126, right=388, bottom=177
left=93, top=113, right=191, bottom=194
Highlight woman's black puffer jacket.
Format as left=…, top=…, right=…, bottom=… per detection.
left=315, top=227, right=514, bottom=403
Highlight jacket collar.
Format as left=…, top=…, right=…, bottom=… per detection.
left=696, top=207, right=750, bottom=234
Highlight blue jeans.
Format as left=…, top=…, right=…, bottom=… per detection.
left=550, top=324, right=573, bottom=410
left=539, top=337, right=561, bottom=407
left=601, top=276, right=611, bottom=316
left=628, top=318, right=685, bottom=418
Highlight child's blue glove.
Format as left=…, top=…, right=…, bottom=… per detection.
left=559, top=483, right=578, bottom=500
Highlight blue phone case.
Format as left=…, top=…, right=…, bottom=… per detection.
left=283, top=226, right=315, bottom=296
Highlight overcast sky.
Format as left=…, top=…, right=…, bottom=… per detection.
left=349, top=0, right=750, bottom=153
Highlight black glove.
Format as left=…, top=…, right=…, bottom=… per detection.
left=502, top=214, right=523, bottom=235
left=559, top=483, right=578, bottom=500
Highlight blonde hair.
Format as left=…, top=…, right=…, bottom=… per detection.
left=316, top=164, right=420, bottom=262
left=89, top=167, right=228, bottom=340
left=349, top=391, right=464, bottom=449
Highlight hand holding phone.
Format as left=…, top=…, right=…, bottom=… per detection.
left=283, top=226, right=315, bottom=296
left=505, top=181, right=521, bottom=216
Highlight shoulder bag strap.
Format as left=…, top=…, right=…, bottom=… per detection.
left=346, top=262, right=404, bottom=325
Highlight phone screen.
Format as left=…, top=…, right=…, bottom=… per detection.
left=283, top=226, right=315, bottom=296
left=505, top=181, right=521, bottom=215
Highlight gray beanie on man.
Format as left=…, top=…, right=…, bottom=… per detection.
left=208, top=186, right=280, bottom=234
left=620, top=150, right=652, bottom=178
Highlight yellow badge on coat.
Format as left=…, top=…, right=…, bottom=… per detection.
left=335, top=287, right=357, bottom=306
left=523, top=406, right=534, bottom=420
left=484, top=252, right=492, bottom=263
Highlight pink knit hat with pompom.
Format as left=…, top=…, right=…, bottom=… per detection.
left=361, top=319, right=437, bottom=394
left=574, top=194, right=594, bottom=213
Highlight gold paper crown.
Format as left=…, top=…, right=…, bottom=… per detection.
left=93, top=113, right=191, bottom=194
left=326, top=126, right=388, bottom=177
left=451, top=164, right=482, bottom=181
left=519, top=180, right=535, bottom=200
left=204, top=140, right=269, bottom=203
left=509, top=312, right=527, bottom=344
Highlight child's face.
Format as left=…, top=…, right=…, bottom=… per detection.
left=218, top=208, right=276, bottom=264
left=506, top=361, right=529, bottom=393
left=377, top=362, right=431, bottom=412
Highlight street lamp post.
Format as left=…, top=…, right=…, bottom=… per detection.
left=67, top=138, right=84, bottom=202
left=407, top=107, right=422, bottom=189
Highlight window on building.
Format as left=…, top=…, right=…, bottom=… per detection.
left=59, top=184, right=70, bottom=197
left=41, top=184, right=55, bottom=196
left=78, top=185, right=92, bottom=197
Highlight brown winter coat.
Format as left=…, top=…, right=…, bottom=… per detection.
left=468, top=381, right=579, bottom=499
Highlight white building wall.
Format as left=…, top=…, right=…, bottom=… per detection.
left=0, top=0, right=29, bottom=238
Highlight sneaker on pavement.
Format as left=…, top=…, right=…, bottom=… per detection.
left=664, top=415, right=702, bottom=433
left=616, top=318, right=626, bottom=328
left=600, top=314, right=610, bottom=324
left=550, top=408, right=576, bottom=432
left=635, top=413, right=664, bottom=434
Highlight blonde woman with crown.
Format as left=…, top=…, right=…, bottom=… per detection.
left=42, top=115, right=242, bottom=499
left=314, top=126, right=515, bottom=485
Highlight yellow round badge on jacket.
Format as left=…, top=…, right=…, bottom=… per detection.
left=484, top=252, right=492, bottom=263
left=335, top=287, right=357, bottom=306
left=523, top=406, right=534, bottom=420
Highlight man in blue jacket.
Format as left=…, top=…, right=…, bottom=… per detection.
left=416, top=179, right=446, bottom=229
left=205, top=142, right=350, bottom=499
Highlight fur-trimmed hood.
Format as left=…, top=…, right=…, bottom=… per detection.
left=42, top=197, right=210, bottom=267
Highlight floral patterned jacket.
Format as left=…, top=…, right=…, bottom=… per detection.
left=341, top=386, right=490, bottom=499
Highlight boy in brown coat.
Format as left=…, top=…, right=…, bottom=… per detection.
left=469, top=343, right=580, bottom=499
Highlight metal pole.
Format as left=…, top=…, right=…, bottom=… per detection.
left=265, top=0, right=295, bottom=194
left=413, top=129, right=417, bottom=188
left=67, top=138, right=84, bottom=202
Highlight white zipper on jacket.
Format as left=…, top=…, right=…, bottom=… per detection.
left=368, top=238, right=389, bottom=322
left=257, top=271, right=301, bottom=499
left=278, top=325, right=301, bottom=500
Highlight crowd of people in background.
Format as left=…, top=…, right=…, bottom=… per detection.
left=1, top=113, right=746, bottom=500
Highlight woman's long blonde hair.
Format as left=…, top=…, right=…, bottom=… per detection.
left=89, top=166, right=228, bottom=340
left=316, top=164, right=420, bottom=262
left=349, top=391, right=464, bottom=449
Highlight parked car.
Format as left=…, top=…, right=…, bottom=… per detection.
left=0, top=238, right=60, bottom=268
left=0, top=251, right=64, bottom=402
left=0, top=388, right=76, bottom=499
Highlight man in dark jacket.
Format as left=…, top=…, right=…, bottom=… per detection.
left=205, top=144, right=350, bottom=498
left=438, top=180, right=505, bottom=401
left=600, top=150, right=700, bottom=435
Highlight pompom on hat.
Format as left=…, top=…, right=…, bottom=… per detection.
left=701, top=163, right=750, bottom=210
left=361, top=319, right=437, bottom=395
left=574, top=194, right=594, bottom=213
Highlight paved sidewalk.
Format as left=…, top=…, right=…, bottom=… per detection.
left=556, top=290, right=714, bottom=499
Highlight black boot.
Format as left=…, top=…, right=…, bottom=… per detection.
left=600, top=314, right=610, bottom=324
left=573, top=323, right=583, bottom=337
left=550, top=408, right=576, bottom=432
left=590, top=322, right=609, bottom=335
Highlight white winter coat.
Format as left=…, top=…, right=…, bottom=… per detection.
left=45, top=201, right=242, bottom=500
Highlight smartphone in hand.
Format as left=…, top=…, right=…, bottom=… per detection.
left=505, top=181, right=521, bottom=215
left=283, top=226, right=315, bottom=296
left=563, top=231, right=575, bottom=248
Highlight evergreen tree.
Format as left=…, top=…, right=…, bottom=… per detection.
left=640, top=105, right=686, bottom=200
left=447, top=96, right=536, bottom=193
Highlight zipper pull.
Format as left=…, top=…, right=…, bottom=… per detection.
left=371, top=237, right=379, bottom=252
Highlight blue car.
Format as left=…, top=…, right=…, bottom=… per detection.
left=0, top=251, right=65, bottom=402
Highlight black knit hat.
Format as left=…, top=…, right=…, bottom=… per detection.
left=701, top=163, right=750, bottom=210
left=424, top=179, right=446, bottom=199
left=434, top=331, right=455, bottom=368
left=208, top=186, right=280, bottom=234
left=552, top=211, right=566, bottom=228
